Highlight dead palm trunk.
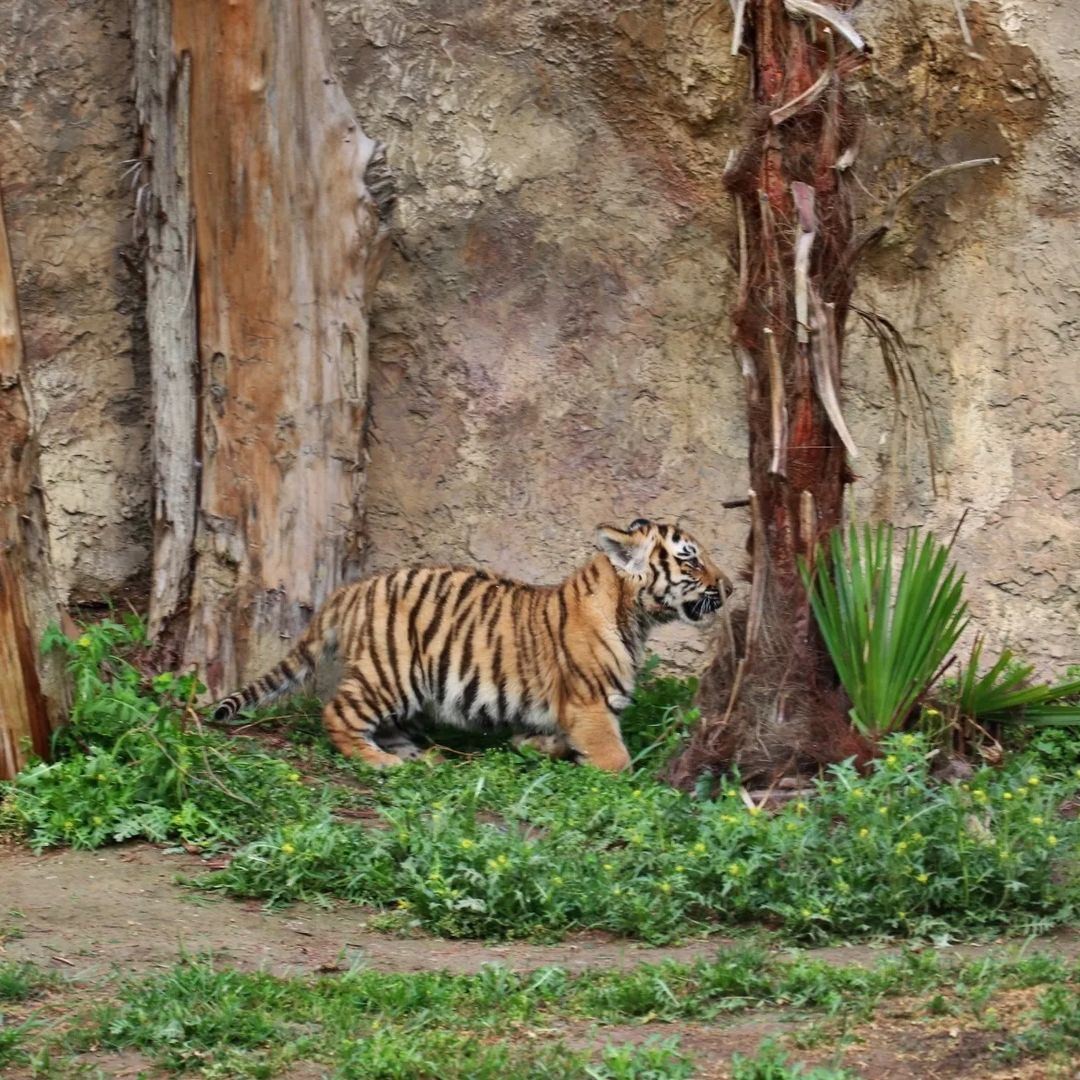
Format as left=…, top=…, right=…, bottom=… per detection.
left=0, top=187, right=64, bottom=778
left=134, top=0, right=393, bottom=693
left=671, top=0, right=870, bottom=787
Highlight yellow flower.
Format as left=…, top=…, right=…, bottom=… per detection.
left=487, top=859, right=501, bottom=871
left=885, top=755, right=898, bottom=766
left=786, top=822, right=798, bottom=832
left=795, top=802, right=807, bottom=813
left=998, top=847, right=1011, bottom=861
left=603, top=863, right=615, bottom=872
left=1013, top=787, right=1026, bottom=798
left=498, top=854, right=509, bottom=866
left=280, top=842, right=295, bottom=854
left=915, top=872, right=930, bottom=884
left=77, top=635, right=92, bottom=648
left=1002, top=792, right=1013, bottom=801
left=727, top=863, right=742, bottom=877
left=1047, top=835, right=1058, bottom=847
left=92, top=816, right=104, bottom=826
left=858, top=827, right=870, bottom=839
left=897, top=910, right=907, bottom=919
left=895, top=841, right=908, bottom=853
left=747, top=806, right=762, bottom=816
left=819, top=907, right=831, bottom=917
left=924, top=707, right=941, bottom=718
left=659, top=882, right=672, bottom=894
left=552, top=875, right=563, bottom=886
left=837, top=881, right=850, bottom=893
left=851, top=788, right=864, bottom=799
left=692, top=842, right=707, bottom=856
left=631, top=789, right=642, bottom=799
left=62, top=820, right=74, bottom=831
left=801, top=908, right=813, bottom=918
left=830, top=857, right=843, bottom=866
left=878, top=806, right=889, bottom=816
left=396, top=899, right=411, bottom=910
left=629, top=832, right=643, bottom=845
left=675, top=865, right=685, bottom=873
left=288, top=772, right=301, bottom=782
left=720, top=814, right=738, bottom=824
left=459, top=838, right=475, bottom=850
left=972, top=790, right=988, bottom=802
left=901, top=734, right=916, bottom=746
left=1027, top=776, right=1040, bottom=787
left=1030, top=816, right=1044, bottom=827
left=427, top=871, right=441, bottom=882
left=912, top=832, right=925, bottom=842
left=96, top=774, right=108, bottom=783
left=613, top=886, right=622, bottom=896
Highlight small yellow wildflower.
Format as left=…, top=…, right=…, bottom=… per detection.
left=613, top=886, right=623, bottom=896
left=895, top=841, right=908, bottom=853
left=786, top=822, right=798, bottom=832
left=837, top=881, right=850, bottom=894
left=692, top=841, right=707, bottom=855
left=97, top=774, right=108, bottom=783
left=77, top=635, right=92, bottom=648
left=886, top=755, right=898, bottom=766
left=851, top=788, right=864, bottom=799
left=396, top=899, right=411, bottom=910
left=727, top=862, right=742, bottom=877
left=433, top=801, right=444, bottom=811
left=1014, top=787, right=1026, bottom=798
left=858, top=827, right=870, bottom=839
left=1047, top=835, right=1058, bottom=847
left=830, top=856, right=843, bottom=866
left=603, top=863, right=615, bottom=872
left=1027, top=776, right=1041, bottom=787
left=92, top=816, right=104, bottom=826
left=795, top=802, right=807, bottom=813
left=675, top=865, right=685, bottom=873
left=819, top=907, right=831, bottom=917
left=487, top=859, right=501, bottom=871
left=898, top=910, right=907, bottom=919
left=916, top=872, right=930, bottom=884
left=720, top=814, right=738, bottom=825
left=497, top=854, right=509, bottom=866
left=912, top=832, right=925, bottom=842
left=629, top=832, right=643, bottom=845
left=631, top=789, right=642, bottom=799
left=998, top=848, right=1011, bottom=861
left=1030, top=816, right=1044, bottom=827
left=659, top=882, right=672, bottom=894
left=1002, top=792, right=1013, bottom=801
left=459, top=838, right=475, bottom=850
left=924, top=707, right=941, bottom=718
left=973, top=790, right=988, bottom=802
left=878, top=806, right=889, bottom=816
left=901, top=734, right=916, bottom=747
left=427, top=871, right=442, bottom=882
left=801, top=908, right=813, bottom=918
left=552, top=875, right=563, bottom=886
left=747, top=806, right=762, bottom=816
left=288, top=772, right=301, bottom=783
left=280, top=842, right=295, bottom=855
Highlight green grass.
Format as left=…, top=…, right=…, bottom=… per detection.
left=24, top=949, right=1067, bottom=1077
left=3, top=618, right=1078, bottom=946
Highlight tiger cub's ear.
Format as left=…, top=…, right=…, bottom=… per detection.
left=596, top=524, right=650, bottom=575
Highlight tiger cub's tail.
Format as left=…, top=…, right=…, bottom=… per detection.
left=210, top=606, right=338, bottom=724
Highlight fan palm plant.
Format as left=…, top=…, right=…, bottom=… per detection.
left=799, top=523, right=968, bottom=739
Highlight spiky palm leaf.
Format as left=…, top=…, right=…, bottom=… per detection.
left=800, top=524, right=968, bottom=738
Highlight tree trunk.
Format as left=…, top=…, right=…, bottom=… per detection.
left=134, top=0, right=393, bottom=694
left=671, top=0, right=870, bottom=787
left=0, top=187, right=63, bottom=778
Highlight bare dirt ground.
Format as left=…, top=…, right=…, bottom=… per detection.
left=1, top=842, right=1077, bottom=1078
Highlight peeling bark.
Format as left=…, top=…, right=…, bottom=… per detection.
left=672, top=0, right=870, bottom=786
left=0, top=187, right=61, bottom=778
left=133, top=0, right=197, bottom=645
left=135, top=0, right=392, bottom=693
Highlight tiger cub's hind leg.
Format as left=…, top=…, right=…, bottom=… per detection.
left=323, top=673, right=404, bottom=768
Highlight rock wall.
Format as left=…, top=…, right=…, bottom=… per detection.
left=0, top=1, right=148, bottom=606
left=1, top=0, right=1075, bottom=672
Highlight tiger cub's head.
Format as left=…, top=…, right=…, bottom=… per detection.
left=596, top=519, right=732, bottom=625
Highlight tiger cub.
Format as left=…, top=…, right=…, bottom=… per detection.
left=212, top=519, right=731, bottom=771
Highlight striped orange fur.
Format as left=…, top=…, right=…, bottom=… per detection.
left=211, top=520, right=731, bottom=771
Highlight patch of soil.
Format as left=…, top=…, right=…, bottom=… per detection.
left=0, top=843, right=738, bottom=979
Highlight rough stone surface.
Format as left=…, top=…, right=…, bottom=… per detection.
left=1, top=0, right=1076, bottom=673
left=0, top=1, right=148, bottom=607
